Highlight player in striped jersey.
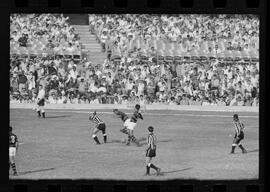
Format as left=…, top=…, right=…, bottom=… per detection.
left=145, top=126, right=161, bottom=176
left=9, top=126, right=18, bottom=176
left=89, top=111, right=107, bottom=144
left=230, top=114, right=247, bottom=154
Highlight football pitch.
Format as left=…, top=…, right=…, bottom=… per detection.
left=9, top=108, right=259, bottom=180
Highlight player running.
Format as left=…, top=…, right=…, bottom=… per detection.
left=145, top=126, right=161, bottom=176
left=36, top=84, right=46, bottom=118
left=230, top=114, right=247, bottom=154
left=9, top=126, right=18, bottom=176
left=89, top=111, right=107, bottom=144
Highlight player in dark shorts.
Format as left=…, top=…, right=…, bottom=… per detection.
left=145, top=126, right=161, bottom=176
left=89, top=111, right=107, bottom=144
left=230, top=114, right=247, bottom=154
left=9, top=126, right=18, bottom=176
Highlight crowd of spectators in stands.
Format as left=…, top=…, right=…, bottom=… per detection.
left=9, top=14, right=259, bottom=107
left=10, top=55, right=259, bottom=106
left=10, top=14, right=81, bottom=54
left=89, top=14, right=259, bottom=57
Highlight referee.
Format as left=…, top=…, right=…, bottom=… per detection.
left=145, top=126, right=161, bottom=176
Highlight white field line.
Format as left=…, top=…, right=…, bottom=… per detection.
left=46, top=110, right=259, bottom=119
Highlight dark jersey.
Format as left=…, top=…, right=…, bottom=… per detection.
left=89, top=114, right=104, bottom=125
left=147, top=133, right=156, bottom=150
left=115, top=110, right=129, bottom=122
left=130, top=110, right=143, bottom=123
left=9, top=133, right=18, bottom=148
left=234, top=120, right=244, bottom=137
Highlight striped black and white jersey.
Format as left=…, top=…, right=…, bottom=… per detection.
left=89, top=113, right=104, bottom=125
left=234, top=120, right=244, bottom=136
left=147, top=133, right=157, bottom=150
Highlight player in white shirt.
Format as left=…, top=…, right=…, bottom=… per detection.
left=36, top=84, right=46, bottom=118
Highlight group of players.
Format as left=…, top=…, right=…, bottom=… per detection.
left=88, top=104, right=161, bottom=176
left=10, top=100, right=247, bottom=176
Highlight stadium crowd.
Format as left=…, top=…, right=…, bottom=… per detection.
left=89, top=14, right=259, bottom=57
left=9, top=14, right=259, bottom=107
left=10, top=14, right=81, bottom=55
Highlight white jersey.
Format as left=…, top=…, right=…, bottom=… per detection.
left=37, top=89, right=45, bottom=100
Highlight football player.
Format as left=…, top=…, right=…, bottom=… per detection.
left=145, top=126, right=161, bottom=176
left=89, top=111, right=107, bottom=144
left=113, top=104, right=143, bottom=146
left=125, top=104, right=143, bottom=145
left=36, top=84, right=46, bottom=118
left=9, top=126, right=18, bottom=176
left=230, top=114, right=247, bottom=154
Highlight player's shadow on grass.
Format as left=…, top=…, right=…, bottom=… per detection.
left=247, top=149, right=259, bottom=153
left=150, top=167, right=192, bottom=176
left=140, top=139, right=173, bottom=146
left=107, top=137, right=147, bottom=144
left=45, top=115, right=72, bottom=119
left=18, top=167, right=56, bottom=175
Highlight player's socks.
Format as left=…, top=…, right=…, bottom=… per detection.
left=239, top=144, right=247, bottom=153
left=146, top=165, right=150, bottom=175
left=130, top=135, right=140, bottom=146
left=42, top=112, right=45, bottom=118
left=149, top=163, right=158, bottom=171
left=93, top=135, right=100, bottom=144
left=127, top=136, right=131, bottom=143
left=231, top=145, right=236, bottom=153
left=37, top=111, right=41, bottom=117
left=11, top=163, right=17, bottom=175
left=103, top=134, right=107, bottom=143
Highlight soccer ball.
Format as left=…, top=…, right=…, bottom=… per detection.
left=121, top=139, right=126, bottom=143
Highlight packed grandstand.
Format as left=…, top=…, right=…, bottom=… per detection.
left=10, top=14, right=259, bottom=106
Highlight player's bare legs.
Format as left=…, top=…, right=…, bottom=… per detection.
left=9, top=155, right=17, bottom=176
left=36, top=106, right=41, bottom=117
left=145, top=157, right=161, bottom=176
left=120, top=126, right=130, bottom=144
left=40, top=106, right=45, bottom=118
left=128, top=129, right=140, bottom=146
left=92, top=128, right=101, bottom=144
left=231, top=137, right=247, bottom=154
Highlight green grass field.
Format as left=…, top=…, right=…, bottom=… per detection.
left=9, top=108, right=259, bottom=180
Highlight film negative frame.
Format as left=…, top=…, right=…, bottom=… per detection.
left=1, top=0, right=267, bottom=191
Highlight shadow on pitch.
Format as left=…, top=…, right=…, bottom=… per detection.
left=149, top=167, right=193, bottom=176
left=107, top=137, right=147, bottom=144
left=18, top=167, right=56, bottom=175
left=247, top=149, right=259, bottom=153
left=45, top=115, right=72, bottom=119
left=140, top=139, right=173, bottom=146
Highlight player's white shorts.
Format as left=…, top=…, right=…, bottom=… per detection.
left=9, top=147, right=16, bottom=156
left=124, top=119, right=137, bottom=130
